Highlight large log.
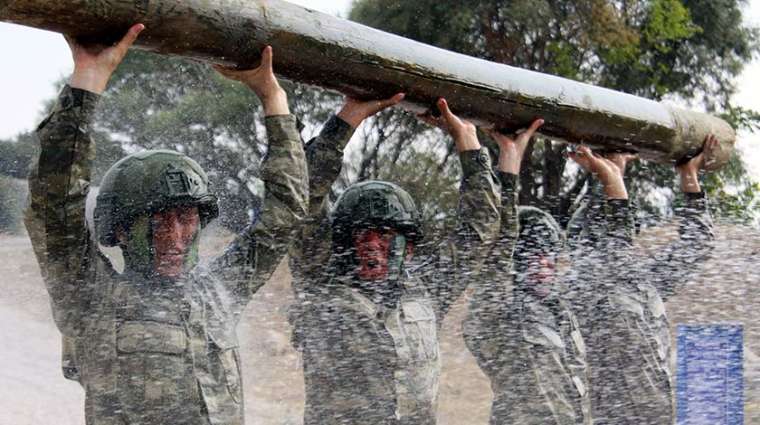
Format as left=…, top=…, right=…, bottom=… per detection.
left=0, top=0, right=736, bottom=168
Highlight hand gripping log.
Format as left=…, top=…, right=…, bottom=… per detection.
left=0, top=0, right=736, bottom=168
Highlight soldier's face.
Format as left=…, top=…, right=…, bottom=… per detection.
left=353, top=228, right=413, bottom=281
left=151, top=206, right=200, bottom=278
left=525, top=254, right=556, bottom=297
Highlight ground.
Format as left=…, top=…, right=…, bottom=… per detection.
left=0, top=222, right=757, bottom=424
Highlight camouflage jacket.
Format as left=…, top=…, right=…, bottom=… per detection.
left=567, top=195, right=714, bottom=425
left=288, top=117, right=501, bottom=424
left=463, top=173, right=591, bottom=425
left=24, top=86, right=308, bottom=425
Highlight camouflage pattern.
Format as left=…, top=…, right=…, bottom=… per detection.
left=566, top=194, right=714, bottom=425
left=24, top=85, right=308, bottom=425
left=464, top=176, right=591, bottom=425
left=288, top=116, right=501, bottom=424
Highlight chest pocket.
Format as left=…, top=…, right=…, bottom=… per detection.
left=396, top=301, right=439, bottom=363
left=117, top=321, right=188, bottom=355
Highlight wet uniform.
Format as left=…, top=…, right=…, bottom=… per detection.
left=464, top=177, right=591, bottom=425
left=288, top=117, right=502, bottom=424
left=24, top=86, right=308, bottom=425
left=568, top=194, right=714, bottom=425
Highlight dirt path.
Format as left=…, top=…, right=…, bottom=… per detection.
left=0, top=225, right=757, bottom=424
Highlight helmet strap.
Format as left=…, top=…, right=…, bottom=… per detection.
left=385, top=233, right=408, bottom=282
left=122, top=215, right=155, bottom=277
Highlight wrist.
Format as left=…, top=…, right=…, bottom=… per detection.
left=600, top=176, right=628, bottom=200
left=336, top=108, right=364, bottom=129
left=680, top=175, right=701, bottom=193
left=603, top=184, right=628, bottom=200
left=69, top=67, right=111, bottom=94
left=260, top=89, right=289, bottom=116
left=498, top=159, right=520, bottom=174
left=498, top=151, right=523, bottom=174
left=455, top=137, right=481, bottom=153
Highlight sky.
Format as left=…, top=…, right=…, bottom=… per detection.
left=0, top=0, right=758, bottom=178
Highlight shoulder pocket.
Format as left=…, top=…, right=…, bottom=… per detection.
left=117, top=322, right=187, bottom=355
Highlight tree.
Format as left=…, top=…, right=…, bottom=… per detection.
left=350, top=0, right=760, bottom=225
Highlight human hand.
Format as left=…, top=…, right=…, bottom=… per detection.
left=569, top=146, right=628, bottom=200
left=67, top=23, right=145, bottom=94
left=603, top=152, right=638, bottom=178
left=487, top=119, right=544, bottom=174
left=213, top=46, right=289, bottom=116
left=418, top=98, right=480, bottom=152
left=337, top=93, right=405, bottom=128
left=676, top=134, right=719, bottom=193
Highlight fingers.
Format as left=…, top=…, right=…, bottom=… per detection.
left=379, top=93, right=405, bottom=109
left=115, top=23, right=145, bottom=53
left=260, top=45, right=274, bottom=73
left=568, top=145, right=595, bottom=170
left=522, top=118, right=545, bottom=140
left=437, top=98, right=460, bottom=128
left=700, top=134, right=720, bottom=170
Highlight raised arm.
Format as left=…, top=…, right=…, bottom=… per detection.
left=24, top=25, right=143, bottom=337
left=642, top=135, right=717, bottom=299
left=290, top=94, right=404, bottom=282
left=568, top=147, right=638, bottom=248
left=417, top=98, right=500, bottom=318
left=463, top=119, right=544, bottom=369
left=208, top=47, right=308, bottom=300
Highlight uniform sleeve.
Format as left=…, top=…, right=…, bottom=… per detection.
left=289, top=116, right=355, bottom=284
left=429, top=147, right=501, bottom=320
left=463, top=172, right=518, bottom=375
left=641, top=192, right=715, bottom=300
left=24, top=85, right=108, bottom=337
left=208, top=114, right=308, bottom=303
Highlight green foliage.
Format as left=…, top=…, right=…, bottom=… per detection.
left=0, top=176, right=26, bottom=234
left=91, top=49, right=339, bottom=231
left=0, top=133, right=37, bottom=179
left=701, top=152, right=760, bottom=224
left=349, top=0, right=760, bottom=224
left=16, top=1, right=759, bottom=233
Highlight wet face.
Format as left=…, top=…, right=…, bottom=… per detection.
left=352, top=228, right=409, bottom=281
left=523, top=253, right=557, bottom=297
left=151, top=206, right=200, bottom=278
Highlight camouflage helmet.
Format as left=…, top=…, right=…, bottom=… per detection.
left=330, top=180, right=423, bottom=251
left=94, top=150, right=219, bottom=247
left=516, top=206, right=564, bottom=257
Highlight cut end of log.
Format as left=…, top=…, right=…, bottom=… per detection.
left=669, top=107, right=736, bottom=171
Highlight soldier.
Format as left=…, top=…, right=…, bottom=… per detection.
left=288, top=98, right=533, bottom=424
left=566, top=138, right=717, bottom=425
left=24, top=24, right=308, bottom=424
left=463, top=124, right=590, bottom=425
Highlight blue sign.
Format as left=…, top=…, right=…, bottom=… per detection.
left=676, top=324, right=743, bottom=425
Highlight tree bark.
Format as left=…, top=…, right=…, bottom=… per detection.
left=0, top=0, right=735, bottom=168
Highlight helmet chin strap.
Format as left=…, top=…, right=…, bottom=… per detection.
left=384, top=234, right=408, bottom=282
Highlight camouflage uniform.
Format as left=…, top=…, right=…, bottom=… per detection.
left=464, top=178, right=591, bottom=425
left=288, top=117, right=501, bottom=424
left=24, top=85, right=308, bottom=425
left=567, top=194, right=714, bottom=425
